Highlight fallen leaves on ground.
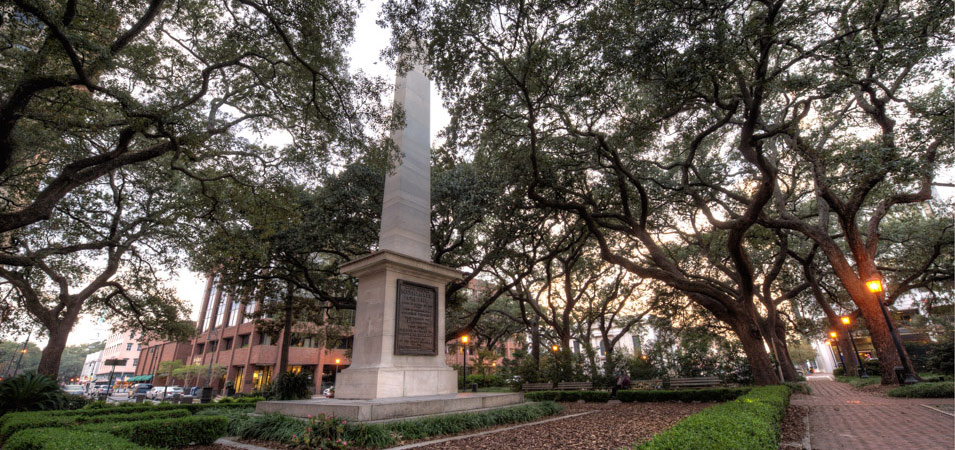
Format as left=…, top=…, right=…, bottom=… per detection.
left=417, top=402, right=714, bottom=450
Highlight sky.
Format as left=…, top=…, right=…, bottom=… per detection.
left=54, top=0, right=450, bottom=349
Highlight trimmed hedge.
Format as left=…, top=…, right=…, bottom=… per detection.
left=636, top=385, right=792, bottom=450
left=237, top=401, right=564, bottom=449
left=525, top=387, right=750, bottom=403
left=5, top=428, right=150, bottom=450
left=80, top=415, right=228, bottom=447
left=887, top=381, right=954, bottom=398
left=0, top=401, right=251, bottom=430
left=0, top=409, right=190, bottom=444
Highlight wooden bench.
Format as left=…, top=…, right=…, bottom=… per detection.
left=668, top=376, right=722, bottom=389
left=556, top=381, right=593, bottom=390
left=522, top=382, right=554, bottom=391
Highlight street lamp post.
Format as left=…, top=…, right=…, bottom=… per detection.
left=460, top=336, right=469, bottom=390
left=334, top=358, right=341, bottom=384
left=866, top=278, right=917, bottom=385
left=841, top=316, right=868, bottom=378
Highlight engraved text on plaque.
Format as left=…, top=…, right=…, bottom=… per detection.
left=394, top=280, right=438, bottom=355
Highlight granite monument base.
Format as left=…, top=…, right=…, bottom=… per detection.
left=334, top=366, right=457, bottom=399
left=255, top=392, right=525, bottom=422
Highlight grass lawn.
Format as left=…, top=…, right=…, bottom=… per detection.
left=835, top=375, right=880, bottom=387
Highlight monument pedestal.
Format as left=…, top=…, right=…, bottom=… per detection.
left=256, top=392, right=525, bottom=422
left=334, top=250, right=460, bottom=400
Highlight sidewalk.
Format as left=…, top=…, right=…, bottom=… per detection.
left=792, top=375, right=954, bottom=450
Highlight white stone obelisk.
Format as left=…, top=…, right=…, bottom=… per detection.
left=334, top=61, right=460, bottom=400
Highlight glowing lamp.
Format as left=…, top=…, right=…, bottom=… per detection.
left=829, top=331, right=837, bottom=339
left=335, top=358, right=341, bottom=365
left=551, top=345, right=559, bottom=352
left=841, top=316, right=850, bottom=325
left=866, top=279, right=883, bottom=293
left=461, top=336, right=469, bottom=344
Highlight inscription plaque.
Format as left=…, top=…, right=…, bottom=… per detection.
left=394, top=280, right=438, bottom=355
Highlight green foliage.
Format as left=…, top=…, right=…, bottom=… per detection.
left=0, top=409, right=190, bottom=444
left=782, top=382, right=812, bottom=395
left=0, top=400, right=252, bottom=432
left=5, top=428, right=149, bottom=450
left=637, top=386, right=792, bottom=450
left=80, top=415, right=228, bottom=448
left=524, top=388, right=749, bottom=403
left=293, top=413, right=349, bottom=449
left=833, top=368, right=845, bottom=376
left=215, top=395, right=265, bottom=404
left=240, top=402, right=563, bottom=448
left=0, top=342, right=42, bottom=376
left=465, top=374, right=506, bottom=387
left=358, top=401, right=563, bottom=447
left=195, top=408, right=254, bottom=435
left=886, top=382, right=954, bottom=398
left=0, top=374, right=63, bottom=416
left=835, top=376, right=879, bottom=388
left=237, top=413, right=307, bottom=443
left=55, top=392, right=94, bottom=410
left=270, top=371, right=312, bottom=400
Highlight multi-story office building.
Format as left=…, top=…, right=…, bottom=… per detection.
left=95, top=330, right=145, bottom=381
left=136, top=275, right=353, bottom=394
left=81, top=350, right=102, bottom=382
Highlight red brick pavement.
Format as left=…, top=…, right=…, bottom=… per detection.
left=791, top=375, right=954, bottom=450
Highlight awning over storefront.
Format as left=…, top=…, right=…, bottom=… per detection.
left=127, top=375, right=153, bottom=382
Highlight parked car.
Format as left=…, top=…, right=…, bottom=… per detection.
left=62, top=385, right=85, bottom=396
left=162, top=386, right=184, bottom=399
left=128, top=383, right=153, bottom=398
left=146, top=386, right=165, bottom=399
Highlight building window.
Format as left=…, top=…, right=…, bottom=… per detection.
left=196, top=343, right=205, bottom=354
left=239, top=334, right=251, bottom=348
left=331, top=336, right=353, bottom=350
left=258, top=334, right=273, bottom=346
left=228, top=299, right=241, bottom=327
left=133, top=358, right=138, bottom=367
left=290, top=333, right=318, bottom=348
left=126, top=343, right=133, bottom=351
left=213, top=294, right=227, bottom=328
left=223, top=337, right=233, bottom=350
left=243, top=299, right=257, bottom=324
left=252, top=365, right=273, bottom=391
left=233, top=366, right=245, bottom=388
left=208, top=340, right=218, bottom=353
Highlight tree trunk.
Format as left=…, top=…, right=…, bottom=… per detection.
left=854, top=292, right=916, bottom=384
left=278, top=285, right=294, bottom=376
left=732, top=318, right=779, bottom=385
left=37, top=327, right=70, bottom=377
left=771, top=323, right=799, bottom=382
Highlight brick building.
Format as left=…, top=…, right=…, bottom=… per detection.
left=96, top=330, right=145, bottom=382
left=135, top=275, right=352, bottom=394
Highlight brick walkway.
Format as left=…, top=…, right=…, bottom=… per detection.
left=791, top=375, right=954, bottom=450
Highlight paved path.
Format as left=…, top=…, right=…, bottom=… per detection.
left=792, top=375, right=954, bottom=450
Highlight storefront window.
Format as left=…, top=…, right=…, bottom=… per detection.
left=252, top=365, right=273, bottom=391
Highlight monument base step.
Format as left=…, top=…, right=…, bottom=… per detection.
left=255, top=392, right=524, bottom=422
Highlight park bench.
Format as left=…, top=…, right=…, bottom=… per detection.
left=668, top=376, right=722, bottom=389
left=556, top=381, right=593, bottom=390
left=522, top=382, right=554, bottom=391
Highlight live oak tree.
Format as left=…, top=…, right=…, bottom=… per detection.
left=0, top=162, right=194, bottom=376
left=0, top=0, right=386, bottom=235
left=0, top=0, right=389, bottom=377
left=383, top=0, right=951, bottom=384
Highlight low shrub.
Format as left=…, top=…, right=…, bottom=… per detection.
left=833, top=368, right=845, bottom=376
left=887, top=382, right=954, bottom=398
left=245, top=401, right=563, bottom=449
left=269, top=371, right=311, bottom=400
left=0, top=374, right=63, bottom=416
left=782, top=382, right=811, bottom=395
left=355, top=401, right=563, bottom=448
left=525, top=387, right=749, bottom=403
left=5, top=428, right=149, bottom=450
left=636, top=385, right=792, bottom=450
left=465, top=374, right=507, bottom=387
left=81, top=415, right=228, bottom=447
left=216, top=395, right=265, bottom=404
left=0, top=408, right=190, bottom=444
left=0, top=399, right=255, bottom=429
left=293, top=413, right=350, bottom=449
left=55, top=393, right=94, bottom=410
left=195, top=407, right=254, bottom=435
left=237, top=412, right=306, bottom=442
